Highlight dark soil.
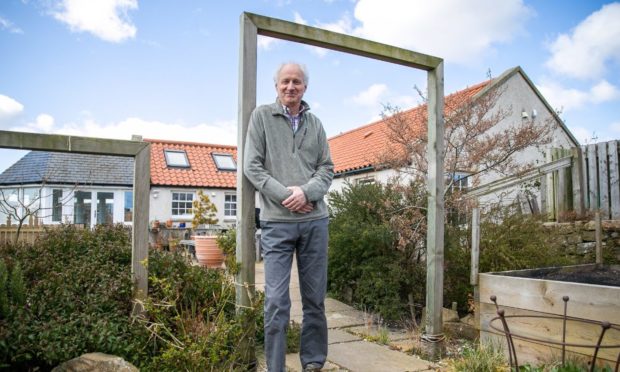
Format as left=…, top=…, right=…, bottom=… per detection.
left=498, top=264, right=620, bottom=287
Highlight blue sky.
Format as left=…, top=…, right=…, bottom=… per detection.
left=1, top=0, right=619, bottom=173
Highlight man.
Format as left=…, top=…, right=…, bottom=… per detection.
left=244, top=62, right=334, bottom=372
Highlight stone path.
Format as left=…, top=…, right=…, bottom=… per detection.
left=255, top=260, right=437, bottom=372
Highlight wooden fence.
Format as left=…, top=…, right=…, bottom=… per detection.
left=0, top=216, right=47, bottom=245
left=582, top=140, right=620, bottom=220
left=467, top=139, right=619, bottom=222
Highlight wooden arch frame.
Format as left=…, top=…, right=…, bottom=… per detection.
left=235, top=11, right=446, bottom=356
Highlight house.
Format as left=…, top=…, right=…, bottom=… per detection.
left=328, top=66, right=580, bottom=206
left=0, top=139, right=238, bottom=229
left=0, top=151, right=134, bottom=227
left=146, top=138, right=237, bottom=228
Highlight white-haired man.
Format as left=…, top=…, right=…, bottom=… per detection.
left=244, top=62, right=334, bottom=372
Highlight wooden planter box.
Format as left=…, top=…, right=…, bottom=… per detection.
left=479, top=264, right=620, bottom=368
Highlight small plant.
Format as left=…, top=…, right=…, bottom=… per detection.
left=216, top=228, right=239, bottom=274
left=286, top=320, right=302, bottom=353
left=447, top=341, right=508, bottom=372
left=0, top=260, right=8, bottom=317
left=192, top=190, right=218, bottom=229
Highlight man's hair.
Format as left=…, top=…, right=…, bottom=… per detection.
left=273, top=62, right=309, bottom=86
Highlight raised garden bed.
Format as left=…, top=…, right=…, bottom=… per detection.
left=479, top=264, right=620, bottom=368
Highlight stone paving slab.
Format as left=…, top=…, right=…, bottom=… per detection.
left=346, top=325, right=412, bottom=342
left=327, top=341, right=437, bottom=372
left=326, top=309, right=367, bottom=329
left=328, top=328, right=361, bottom=344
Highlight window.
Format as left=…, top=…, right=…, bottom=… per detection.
left=124, top=191, right=133, bottom=222
left=172, top=192, right=194, bottom=216
left=52, top=189, right=63, bottom=222
left=224, top=194, right=237, bottom=217
left=212, top=153, right=236, bottom=170
left=448, top=172, right=470, bottom=193
left=164, top=150, right=190, bottom=168
left=74, top=191, right=92, bottom=226
left=356, top=177, right=375, bottom=185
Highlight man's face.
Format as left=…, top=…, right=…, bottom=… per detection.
left=276, top=64, right=307, bottom=109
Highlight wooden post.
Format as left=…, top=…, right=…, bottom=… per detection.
left=546, top=149, right=555, bottom=221
left=597, top=142, right=610, bottom=219
left=132, top=144, right=150, bottom=315
left=423, top=61, right=445, bottom=358
left=471, top=206, right=481, bottom=331
left=608, top=140, right=619, bottom=219
left=470, top=207, right=480, bottom=286
left=586, top=144, right=598, bottom=213
left=595, top=210, right=603, bottom=265
left=571, top=147, right=585, bottom=217
left=236, top=12, right=258, bottom=368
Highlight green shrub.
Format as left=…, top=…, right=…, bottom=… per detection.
left=0, top=224, right=264, bottom=371
left=0, top=260, right=8, bottom=318
left=329, top=181, right=584, bottom=323
left=328, top=182, right=426, bottom=322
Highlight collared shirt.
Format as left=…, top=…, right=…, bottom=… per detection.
left=283, top=105, right=306, bottom=133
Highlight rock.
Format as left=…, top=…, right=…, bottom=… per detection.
left=460, top=313, right=476, bottom=327
left=443, top=321, right=479, bottom=341
left=421, top=307, right=460, bottom=325
left=52, top=353, right=139, bottom=372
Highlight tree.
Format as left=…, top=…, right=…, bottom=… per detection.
left=375, top=79, right=554, bottom=249
left=0, top=182, right=74, bottom=245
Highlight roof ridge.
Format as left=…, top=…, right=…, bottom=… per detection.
left=328, top=79, right=490, bottom=141
left=144, top=138, right=237, bottom=149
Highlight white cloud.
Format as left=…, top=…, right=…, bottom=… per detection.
left=10, top=115, right=237, bottom=145
left=545, top=3, right=620, bottom=80
left=590, top=80, right=620, bottom=103
left=32, top=114, right=55, bottom=132
left=52, top=0, right=138, bottom=43
left=0, top=16, right=24, bottom=34
left=567, top=125, right=598, bottom=144
left=351, top=0, right=532, bottom=64
left=257, top=35, right=280, bottom=50
left=348, top=83, right=418, bottom=111
left=611, top=121, right=620, bottom=134
left=0, top=94, right=24, bottom=120
left=293, top=11, right=307, bottom=25
left=537, top=79, right=620, bottom=112
left=350, top=83, right=388, bottom=106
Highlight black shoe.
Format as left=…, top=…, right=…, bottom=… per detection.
left=303, top=362, right=322, bottom=372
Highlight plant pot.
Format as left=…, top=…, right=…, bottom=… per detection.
left=193, top=235, right=224, bottom=268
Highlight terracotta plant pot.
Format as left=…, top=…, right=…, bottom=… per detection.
left=193, top=235, right=224, bottom=268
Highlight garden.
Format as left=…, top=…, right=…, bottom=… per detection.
left=0, top=180, right=618, bottom=371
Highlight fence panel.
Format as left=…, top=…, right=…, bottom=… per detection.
left=609, top=140, right=620, bottom=219
left=0, top=218, right=47, bottom=245
left=582, top=140, right=620, bottom=220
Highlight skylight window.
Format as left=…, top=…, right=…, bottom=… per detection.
left=164, top=150, right=190, bottom=168
left=212, top=153, right=236, bottom=170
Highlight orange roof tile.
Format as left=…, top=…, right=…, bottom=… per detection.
left=146, top=139, right=237, bottom=188
left=328, top=80, right=489, bottom=175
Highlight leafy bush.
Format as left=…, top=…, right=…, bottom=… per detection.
left=0, top=224, right=263, bottom=371
left=328, top=182, right=426, bottom=322
left=329, top=182, right=584, bottom=322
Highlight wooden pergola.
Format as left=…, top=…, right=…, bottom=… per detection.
left=235, top=12, right=446, bottom=362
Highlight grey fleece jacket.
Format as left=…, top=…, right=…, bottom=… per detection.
left=244, top=100, right=334, bottom=222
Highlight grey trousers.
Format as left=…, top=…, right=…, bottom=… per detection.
left=261, top=217, right=329, bottom=372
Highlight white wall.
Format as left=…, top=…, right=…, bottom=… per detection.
left=0, top=185, right=133, bottom=227
left=149, top=187, right=237, bottom=228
